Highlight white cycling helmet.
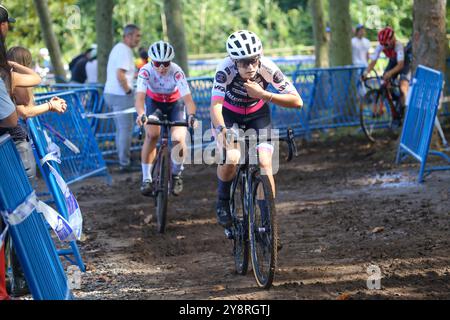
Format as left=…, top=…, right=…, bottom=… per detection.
left=148, top=41, right=175, bottom=62
left=226, top=30, right=263, bottom=60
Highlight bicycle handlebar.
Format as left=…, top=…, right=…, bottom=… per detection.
left=225, top=127, right=299, bottom=162
left=139, top=114, right=189, bottom=140
left=361, top=69, right=400, bottom=91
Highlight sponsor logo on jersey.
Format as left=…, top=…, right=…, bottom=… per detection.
left=215, top=71, right=227, bottom=84
left=273, top=70, right=284, bottom=84
left=174, top=71, right=185, bottom=81
left=225, top=67, right=232, bottom=75
left=278, top=82, right=292, bottom=92
left=139, top=70, right=150, bottom=80
left=213, top=85, right=226, bottom=93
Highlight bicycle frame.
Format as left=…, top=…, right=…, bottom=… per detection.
left=140, top=113, right=188, bottom=233
left=226, top=129, right=297, bottom=287
left=228, top=129, right=297, bottom=237
left=363, top=75, right=401, bottom=120
left=152, top=120, right=171, bottom=194
left=143, top=114, right=189, bottom=192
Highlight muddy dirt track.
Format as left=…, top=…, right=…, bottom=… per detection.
left=68, top=130, right=450, bottom=300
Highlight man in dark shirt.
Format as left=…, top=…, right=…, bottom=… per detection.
left=70, top=48, right=95, bottom=83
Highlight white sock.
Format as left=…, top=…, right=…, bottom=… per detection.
left=142, top=163, right=153, bottom=182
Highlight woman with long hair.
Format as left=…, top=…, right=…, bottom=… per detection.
left=7, top=46, right=67, bottom=118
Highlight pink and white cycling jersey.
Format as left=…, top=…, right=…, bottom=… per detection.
left=136, top=62, right=191, bottom=103
left=212, top=57, right=299, bottom=115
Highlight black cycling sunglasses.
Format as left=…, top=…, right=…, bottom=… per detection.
left=153, top=61, right=171, bottom=68
left=237, top=57, right=260, bottom=68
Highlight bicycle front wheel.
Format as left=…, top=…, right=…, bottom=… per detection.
left=360, top=89, right=392, bottom=142
left=249, top=174, right=277, bottom=289
left=154, top=146, right=170, bottom=234
left=230, top=171, right=249, bottom=275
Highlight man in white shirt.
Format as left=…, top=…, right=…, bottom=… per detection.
left=352, top=24, right=371, bottom=66
left=104, top=24, right=141, bottom=171
left=85, top=47, right=98, bottom=84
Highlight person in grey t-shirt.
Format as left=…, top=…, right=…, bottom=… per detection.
left=0, top=77, right=17, bottom=128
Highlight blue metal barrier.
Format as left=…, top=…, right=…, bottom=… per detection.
left=39, top=65, right=372, bottom=158
left=292, top=66, right=365, bottom=132
left=88, top=94, right=142, bottom=160
left=0, top=134, right=73, bottom=300
left=33, top=91, right=111, bottom=185
left=27, top=119, right=86, bottom=271
left=90, top=78, right=215, bottom=159
left=396, top=65, right=450, bottom=182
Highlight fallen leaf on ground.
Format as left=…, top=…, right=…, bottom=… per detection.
left=337, top=293, right=351, bottom=300
left=372, top=227, right=385, bottom=234
left=213, top=285, right=226, bottom=292
left=144, top=215, right=152, bottom=224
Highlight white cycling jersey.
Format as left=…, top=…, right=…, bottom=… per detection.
left=136, top=62, right=191, bottom=103
left=212, top=56, right=299, bottom=115
left=370, top=41, right=405, bottom=62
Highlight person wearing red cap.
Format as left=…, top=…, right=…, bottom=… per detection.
left=363, top=27, right=411, bottom=124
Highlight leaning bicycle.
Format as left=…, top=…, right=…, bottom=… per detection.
left=225, top=128, right=298, bottom=289
left=359, top=71, right=404, bottom=143
left=140, top=113, right=188, bottom=234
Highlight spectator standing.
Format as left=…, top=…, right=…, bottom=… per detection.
left=104, top=24, right=141, bottom=171
left=70, top=46, right=96, bottom=83
left=352, top=24, right=371, bottom=66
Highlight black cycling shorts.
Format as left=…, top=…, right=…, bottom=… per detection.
left=145, top=97, right=186, bottom=122
left=222, top=104, right=272, bottom=141
left=385, top=58, right=411, bottom=82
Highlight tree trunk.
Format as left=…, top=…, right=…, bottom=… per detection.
left=413, top=0, right=447, bottom=73
left=33, top=0, right=66, bottom=82
left=310, top=0, right=329, bottom=68
left=96, top=0, right=115, bottom=84
left=164, top=0, right=190, bottom=77
left=328, top=0, right=352, bottom=67
left=413, top=0, right=447, bottom=149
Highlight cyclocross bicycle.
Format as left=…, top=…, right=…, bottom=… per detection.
left=225, top=127, right=298, bottom=289
left=359, top=71, right=404, bottom=143
left=140, top=112, right=188, bottom=234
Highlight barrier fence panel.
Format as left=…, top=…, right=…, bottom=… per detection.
left=0, top=134, right=73, bottom=300
left=39, top=65, right=381, bottom=156
left=87, top=94, right=142, bottom=160
left=293, top=66, right=365, bottom=131
left=396, top=65, right=450, bottom=183
left=27, top=118, right=86, bottom=271
left=34, top=91, right=111, bottom=185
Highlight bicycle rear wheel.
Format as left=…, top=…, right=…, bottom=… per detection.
left=154, top=146, right=170, bottom=234
left=249, top=173, right=277, bottom=289
left=360, top=89, right=393, bottom=142
left=230, top=171, right=249, bottom=275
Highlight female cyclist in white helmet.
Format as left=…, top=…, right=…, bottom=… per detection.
left=135, top=40, right=198, bottom=197
left=210, top=30, right=303, bottom=228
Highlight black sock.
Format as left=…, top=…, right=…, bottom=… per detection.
left=217, top=179, right=233, bottom=201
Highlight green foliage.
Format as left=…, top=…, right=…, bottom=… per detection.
left=350, top=0, right=413, bottom=41
left=0, top=0, right=436, bottom=65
